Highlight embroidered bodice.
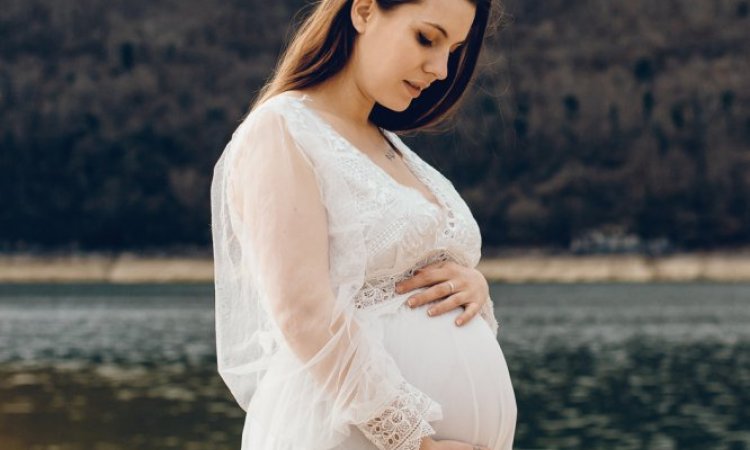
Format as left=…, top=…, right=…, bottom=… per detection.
left=279, top=93, right=486, bottom=309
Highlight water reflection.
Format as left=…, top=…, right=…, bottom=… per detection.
left=0, top=282, right=748, bottom=449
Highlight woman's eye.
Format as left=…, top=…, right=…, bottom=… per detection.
left=417, top=32, right=433, bottom=47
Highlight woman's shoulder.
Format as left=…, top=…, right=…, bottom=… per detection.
left=245, top=91, right=297, bottom=120
left=231, top=90, right=341, bottom=165
left=234, top=91, right=310, bottom=138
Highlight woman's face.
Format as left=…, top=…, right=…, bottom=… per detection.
left=351, top=0, right=476, bottom=111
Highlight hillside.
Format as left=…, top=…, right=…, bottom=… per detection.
left=1, top=0, right=748, bottom=251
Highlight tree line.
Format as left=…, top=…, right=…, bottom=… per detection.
left=1, top=0, right=748, bottom=252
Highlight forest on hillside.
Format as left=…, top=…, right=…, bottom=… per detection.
left=1, top=0, right=748, bottom=252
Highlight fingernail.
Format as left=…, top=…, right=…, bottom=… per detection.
left=407, top=299, right=414, bottom=307
left=427, top=309, right=434, bottom=316
left=455, top=319, right=462, bottom=326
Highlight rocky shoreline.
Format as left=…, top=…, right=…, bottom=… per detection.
left=2, top=251, right=750, bottom=283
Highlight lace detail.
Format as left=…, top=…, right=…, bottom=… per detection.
left=355, top=379, right=440, bottom=450
left=398, top=147, right=459, bottom=241
left=479, top=295, right=500, bottom=337
left=354, top=251, right=501, bottom=336
left=384, top=130, right=483, bottom=267
left=354, top=250, right=455, bottom=310
left=281, top=92, right=482, bottom=270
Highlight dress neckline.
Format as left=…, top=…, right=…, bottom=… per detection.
left=281, top=90, right=447, bottom=215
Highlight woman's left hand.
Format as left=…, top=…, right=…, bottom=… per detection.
left=394, top=260, right=490, bottom=326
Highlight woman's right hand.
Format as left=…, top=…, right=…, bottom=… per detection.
left=419, top=436, right=491, bottom=450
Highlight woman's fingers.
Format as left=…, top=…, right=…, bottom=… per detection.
left=407, top=280, right=461, bottom=309
left=454, top=301, right=480, bottom=326
left=425, top=293, right=463, bottom=317
left=396, top=261, right=458, bottom=296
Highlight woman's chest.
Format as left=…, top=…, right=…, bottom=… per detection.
left=332, top=149, right=482, bottom=276
left=276, top=94, right=482, bottom=275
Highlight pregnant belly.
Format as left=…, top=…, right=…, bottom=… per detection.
left=379, top=302, right=517, bottom=450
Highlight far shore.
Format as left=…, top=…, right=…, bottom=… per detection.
left=2, top=250, right=750, bottom=283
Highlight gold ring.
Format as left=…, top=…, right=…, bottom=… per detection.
left=447, top=281, right=455, bottom=294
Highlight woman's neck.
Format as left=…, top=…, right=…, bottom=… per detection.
left=303, top=69, right=375, bottom=129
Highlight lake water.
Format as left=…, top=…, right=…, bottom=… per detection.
left=0, top=282, right=748, bottom=450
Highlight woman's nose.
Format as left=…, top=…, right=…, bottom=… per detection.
left=424, top=50, right=450, bottom=81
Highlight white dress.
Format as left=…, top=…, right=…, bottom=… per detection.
left=211, top=90, right=517, bottom=450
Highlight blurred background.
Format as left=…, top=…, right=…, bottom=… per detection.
left=1, top=0, right=749, bottom=449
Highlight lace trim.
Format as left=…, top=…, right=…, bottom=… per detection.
left=278, top=92, right=482, bottom=266
left=479, top=295, right=500, bottom=337
left=354, top=250, right=500, bottom=336
left=399, top=148, right=459, bottom=241
left=355, top=379, right=439, bottom=450
left=387, top=133, right=482, bottom=267
left=354, top=250, right=455, bottom=310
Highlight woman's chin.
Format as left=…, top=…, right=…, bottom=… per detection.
left=385, top=96, right=412, bottom=112
left=372, top=90, right=412, bottom=113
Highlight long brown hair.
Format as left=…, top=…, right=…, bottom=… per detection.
left=248, top=0, right=502, bottom=133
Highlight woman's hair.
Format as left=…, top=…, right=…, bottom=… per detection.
left=247, top=0, right=503, bottom=132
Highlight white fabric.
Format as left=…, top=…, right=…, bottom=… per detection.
left=210, top=90, right=516, bottom=450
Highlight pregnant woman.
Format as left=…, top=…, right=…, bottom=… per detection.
left=210, top=0, right=516, bottom=449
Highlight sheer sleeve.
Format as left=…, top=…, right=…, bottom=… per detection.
left=211, top=100, right=442, bottom=450
left=479, top=295, right=500, bottom=337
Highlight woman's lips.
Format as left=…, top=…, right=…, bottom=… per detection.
left=404, top=80, right=421, bottom=98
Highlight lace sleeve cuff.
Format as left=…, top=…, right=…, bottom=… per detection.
left=479, top=295, right=499, bottom=337
left=355, top=379, right=442, bottom=450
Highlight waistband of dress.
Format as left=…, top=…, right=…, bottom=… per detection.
left=352, top=249, right=456, bottom=314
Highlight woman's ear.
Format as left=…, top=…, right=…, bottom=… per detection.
left=351, top=0, right=375, bottom=33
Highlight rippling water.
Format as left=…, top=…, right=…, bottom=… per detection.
left=0, top=282, right=748, bottom=449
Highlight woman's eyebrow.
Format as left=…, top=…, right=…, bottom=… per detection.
left=422, top=21, right=466, bottom=45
